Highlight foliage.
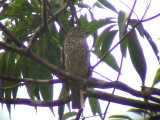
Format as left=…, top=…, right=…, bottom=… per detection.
left=108, top=108, right=160, bottom=120
left=0, top=0, right=160, bottom=120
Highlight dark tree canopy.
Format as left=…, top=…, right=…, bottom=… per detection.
left=0, top=0, right=160, bottom=119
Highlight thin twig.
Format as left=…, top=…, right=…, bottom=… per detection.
left=119, top=0, right=139, bottom=19
left=142, top=13, right=160, bottom=22
left=103, top=54, right=124, bottom=120
left=0, top=83, right=26, bottom=90
left=92, top=70, right=112, bottom=81
left=125, top=0, right=137, bottom=34
left=141, top=0, right=152, bottom=20
left=0, top=22, right=26, bottom=48
left=106, top=1, right=137, bottom=116
left=76, top=108, right=83, bottom=120
left=47, top=9, right=67, bottom=34
left=0, top=13, right=40, bottom=16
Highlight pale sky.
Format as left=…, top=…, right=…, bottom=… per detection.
left=1, top=0, right=160, bottom=120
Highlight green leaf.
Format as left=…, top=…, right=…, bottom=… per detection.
left=14, top=0, right=26, bottom=4
left=98, top=0, right=118, bottom=13
left=12, top=55, right=23, bottom=98
left=128, top=108, right=149, bottom=116
left=85, top=19, right=116, bottom=34
left=0, top=52, right=7, bottom=75
left=25, top=59, right=39, bottom=99
left=148, top=114, right=160, bottom=120
left=93, top=1, right=105, bottom=8
left=39, top=84, right=53, bottom=100
left=95, top=25, right=116, bottom=54
left=26, top=59, right=53, bottom=100
left=104, top=54, right=119, bottom=72
left=118, top=11, right=129, bottom=56
left=45, top=39, right=61, bottom=66
left=129, top=19, right=145, bottom=37
left=152, top=67, right=160, bottom=86
left=42, top=23, right=61, bottom=67
left=129, top=20, right=159, bottom=61
left=144, top=32, right=159, bottom=62
left=58, top=85, right=68, bottom=120
left=101, top=30, right=118, bottom=55
left=62, top=111, right=77, bottom=120
left=1, top=52, right=20, bottom=99
left=89, top=97, right=102, bottom=118
left=77, top=3, right=91, bottom=9
left=118, top=11, right=129, bottom=39
left=109, top=115, right=132, bottom=120
left=120, top=36, right=128, bottom=57
left=59, top=105, right=65, bottom=120
left=95, top=29, right=119, bottom=71
left=79, top=16, right=89, bottom=27
left=128, top=30, right=147, bottom=86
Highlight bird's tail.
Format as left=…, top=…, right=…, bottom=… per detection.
left=71, top=84, right=84, bottom=109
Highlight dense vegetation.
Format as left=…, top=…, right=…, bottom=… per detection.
left=0, top=0, right=160, bottom=119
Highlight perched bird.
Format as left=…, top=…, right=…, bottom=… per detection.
left=64, top=27, right=90, bottom=109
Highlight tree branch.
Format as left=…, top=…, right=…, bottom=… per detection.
left=0, top=89, right=159, bottom=112
left=0, top=75, right=61, bottom=84
left=0, top=22, right=26, bottom=48
left=1, top=41, right=160, bottom=104
left=88, top=78, right=160, bottom=103
left=1, top=74, right=160, bottom=103
left=0, top=96, right=71, bottom=107
left=0, top=83, right=26, bottom=90
left=86, top=89, right=160, bottom=112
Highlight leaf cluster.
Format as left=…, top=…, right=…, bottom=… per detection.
left=0, top=0, right=160, bottom=120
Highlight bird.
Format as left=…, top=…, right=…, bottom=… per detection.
left=64, top=27, right=90, bottom=109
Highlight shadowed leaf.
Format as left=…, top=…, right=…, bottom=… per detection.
left=98, top=0, right=118, bottom=13
left=62, top=111, right=77, bottom=120
left=128, top=30, right=147, bottom=86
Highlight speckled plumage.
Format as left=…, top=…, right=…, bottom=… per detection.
left=64, top=27, right=90, bottom=109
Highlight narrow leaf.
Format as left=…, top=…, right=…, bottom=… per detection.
left=98, top=0, right=118, bottom=13
left=152, top=67, right=160, bottom=86
left=129, top=19, right=159, bottom=62
left=95, top=26, right=116, bottom=54
left=95, top=29, right=119, bottom=71
left=128, top=108, right=149, bottom=116
left=88, top=97, right=102, bottom=119
left=118, top=11, right=129, bottom=39
left=129, top=19, right=145, bottom=37
left=58, top=85, right=68, bottom=120
left=128, top=30, right=147, bottom=86
left=118, top=11, right=129, bottom=56
left=109, top=115, right=132, bottom=120
left=62, top=111, right=77, bottom=120
left=104, top=54, right=119, bottom=72
left=86, top=19, right=115, bottom=34
left=93, top=2, right=105, bottom=8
